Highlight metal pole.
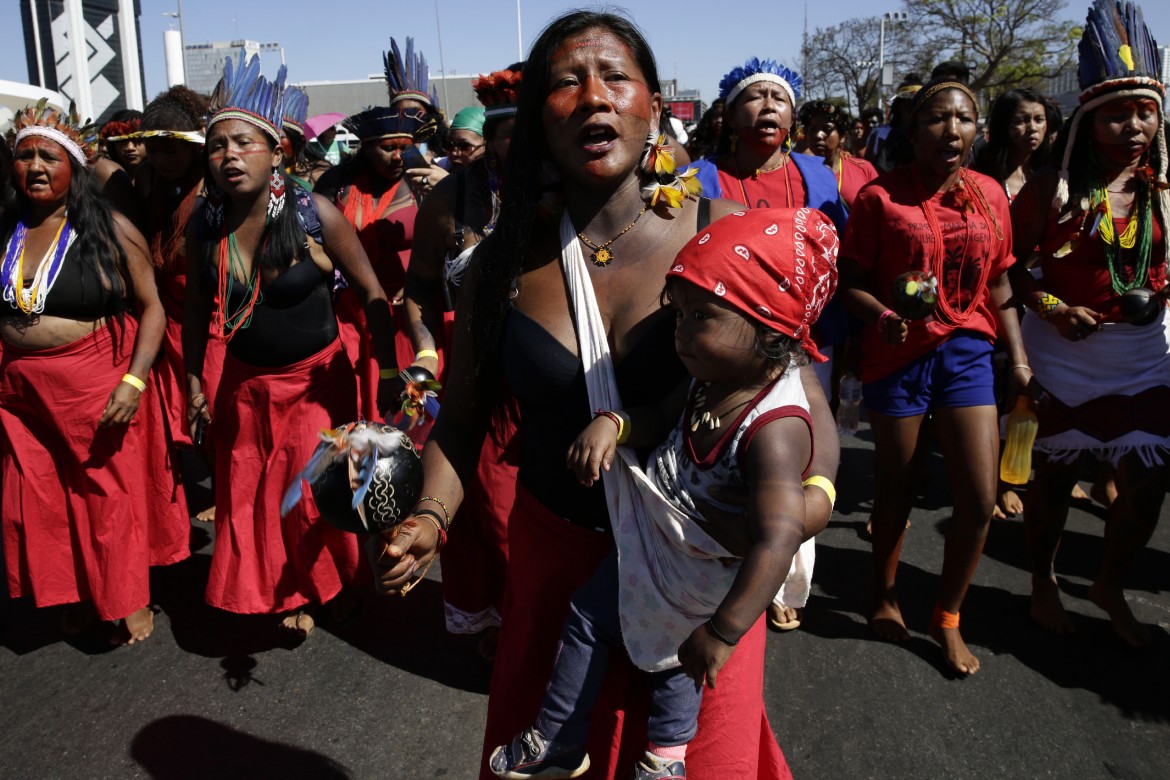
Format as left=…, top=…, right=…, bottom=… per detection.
left=177, top=0, right=188, bottom=83
left=877, top=14, right=887, bottom=111
left=517, top=0, right=523, bottom=60
left=434, top=0, right=450, bottom=112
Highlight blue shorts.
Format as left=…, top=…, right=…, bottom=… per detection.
left=863, top=333, right=996, bottom=417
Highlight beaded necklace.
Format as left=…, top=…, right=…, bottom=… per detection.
left=1, top=214, right=73, bottom=315
left=914, top=167, right=1001, bottom=327
left=732, top=152, right=794, bottom=209
left=1088, top=154, right=1152, bottom=295
left=212, top=225, right=264, bottom=341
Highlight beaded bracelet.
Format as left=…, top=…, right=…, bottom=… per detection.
left=705, top=618, right=740, bottom=647
left=417, top=496, right=450, bottom=529
left=415, top=510, right=448, bottom=548
left=594, top=409, right=625, bottom=442
left=121, top=373, right=146, bottom=392
left=1036, top=293, right=1062, bottom=320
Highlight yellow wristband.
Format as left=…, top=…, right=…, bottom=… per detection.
left=802, top=475, right=836, bottom=508
left=415, top=349, right=439, bottom=361
left=379, top=368, right=399, bottom=380
left=121, top=373, right=147, bottom=393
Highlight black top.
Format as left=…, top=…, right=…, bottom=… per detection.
left=502, top=308, right=686, bottom=531
left=223, top=258, right=337, bottom=367
left=3, top=238, right=125, bottom=320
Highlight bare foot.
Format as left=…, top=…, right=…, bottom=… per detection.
left=280, top=610, right=315, bottom=640
left=1070, top=483, right=1091, bottom=504
left=1030, top=575, right=1075, bottom=634
left=61, top=602, right=99, bottom=637
left=1088, top=582, right=1151, bottom=647
left=768, top=603, right=803, bottom=631
left=870, top=598, right=911, bottom=642
left=929, top=624, right=981, bottom=675
left=112, top=607, right=154, bottom=646
left=195, top=505, right=216, bottom=523
left=996, top=488, right=1023, bottom=518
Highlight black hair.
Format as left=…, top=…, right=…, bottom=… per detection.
left=470, top=10, right=661, bottom=380
left=659, top=279, right=809, bottom=371
left=971, top=88, right=1054, bottom=183
left=686, top=98, right=724, bottom=160
left=197, top=130, right=306, bottom=276
left=930, top=60, right=971, bottom=84
left=0, top=152, right=127, bottom=317
left=142, top=85, right=208, bottom=133
left=799, top=100, right=850, bottom=128
left=861, top=107, right=884, bottom=124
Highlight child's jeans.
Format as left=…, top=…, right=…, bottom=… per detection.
left=534, top=552, right=702, bottom=747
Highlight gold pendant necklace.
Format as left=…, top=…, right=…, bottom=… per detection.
left=577, top=206, right=649, bottom=268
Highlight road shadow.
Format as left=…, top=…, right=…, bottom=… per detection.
left=131, top=715, right=351, bottom=779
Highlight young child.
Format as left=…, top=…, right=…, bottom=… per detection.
left=488, top=207, right=839, bottom=780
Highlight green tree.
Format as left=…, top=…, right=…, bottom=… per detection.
left=802, top=16, right=932, bottom=112
left=904, top=0, right=1080, bottom=92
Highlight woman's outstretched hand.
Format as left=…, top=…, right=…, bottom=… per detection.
left=678, top=622, right=736, bottom=690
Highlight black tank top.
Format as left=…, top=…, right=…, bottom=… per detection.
left=502, top=308, right=686, bottom=531
left=2, top=237, right=125, bottom=320
left=222, top=259, right=337, bottom=367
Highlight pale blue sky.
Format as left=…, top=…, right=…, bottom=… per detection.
left=1, top=1, right=1168, bottom=108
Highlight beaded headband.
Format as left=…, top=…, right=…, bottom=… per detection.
left=132, top=129, right=206, bottom=145
left=909, top=81, right=980, bottom=117
left=7, top=99, right=98, bottom=167
left=719, top=59, right=802, bottom=108
left=207, top=52, right=287, bottom=144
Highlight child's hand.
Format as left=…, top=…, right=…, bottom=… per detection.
left=566, top=416, right=619, bottom=486
left=678, top=621, right=737, bottom=690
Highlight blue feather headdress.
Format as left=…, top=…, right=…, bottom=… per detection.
left=1052, top=0, right=1168, bottom=280
left=282, top=86, right=310, bottom=136
left=1077, top=0, right=1162, bottom=102
left=719, top=59, right=803, bottom=108
left=384, top=36, right=440, bottom=110
left=207, top=51, right=287, bottom=143
left=343, top=105, right=436, bottom=143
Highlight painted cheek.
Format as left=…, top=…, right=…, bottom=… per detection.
left=544, top=89, right=579, bottom=122
left=617, top=82, right=653, bottom=122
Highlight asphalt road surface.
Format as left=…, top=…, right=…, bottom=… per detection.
left=2, top=429, right=1167, bottom=779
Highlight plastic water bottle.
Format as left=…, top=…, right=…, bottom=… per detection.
left=999, top=396, right=1038, bottom=485
left=837, top=373, right=862, bottom=436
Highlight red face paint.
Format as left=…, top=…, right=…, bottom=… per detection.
left=1092, top=97, right=1161, bottom=165
left=13, top=137, right=73, bottom=208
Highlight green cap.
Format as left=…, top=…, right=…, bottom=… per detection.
left=450, top=106, right=485, bottom=136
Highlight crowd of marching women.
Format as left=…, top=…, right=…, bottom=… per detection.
left=1, top=0, right=1166, bottom=778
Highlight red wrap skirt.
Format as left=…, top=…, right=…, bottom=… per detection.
left=439, top=395, right=519, bottom=633
left=153, top=269, right=224, bottom=450
left=480, top=486, right=793, bottom=780
left=0, top=320, right=187, bottom=620
left=334, top=289, right=418, bottom=423
left=205, top=338, right=363, bottom=614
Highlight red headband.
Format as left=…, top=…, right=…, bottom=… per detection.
left=667, top=207, right=839, bottom=362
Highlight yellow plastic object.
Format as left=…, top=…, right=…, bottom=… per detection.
left=1000, top=395, right=1038, bottom=485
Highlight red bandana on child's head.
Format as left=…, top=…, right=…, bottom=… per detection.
left=667, top=207, right=839, bottom=361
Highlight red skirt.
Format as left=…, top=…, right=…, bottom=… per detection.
left=205, top=338, right=363, bottom=614
left=153, top=269, right=225, bottom=450
left=0, top=320, right=185, bottom=620
left=334, top=288, right=418, bottom=422
left=480, top=486, right=793, bottom=780
left=439, top=395, right=519, bottom=632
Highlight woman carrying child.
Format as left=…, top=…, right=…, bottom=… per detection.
left=489, top=207, right=838, bottom=779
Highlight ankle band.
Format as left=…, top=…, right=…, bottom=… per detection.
left=932, top=605, right=960, bottom=629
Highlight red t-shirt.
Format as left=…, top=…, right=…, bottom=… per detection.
left=838, top=156, right=879, bottom=209
left=1011, top=176, right=1166, bottom=321
left=841, top=167, right=1016, bottom=383
left=717, top=160, right=807, bottom=209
